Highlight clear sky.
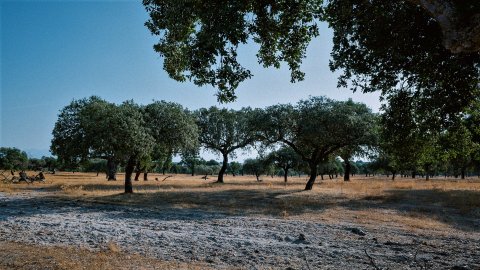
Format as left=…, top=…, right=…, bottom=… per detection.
left=1, top=1, right=381, bottom=160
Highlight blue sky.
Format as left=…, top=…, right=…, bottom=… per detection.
left=1, top=1, right=381, bottom=159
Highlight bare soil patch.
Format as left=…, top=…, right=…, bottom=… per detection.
left=1, top=173, right=479, bottom=269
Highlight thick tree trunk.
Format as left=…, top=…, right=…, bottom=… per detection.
left=392, top=172, right=396, bottom=181
left=283, top=168, right=289, bottom=183
left=344, top=159, right=351, bottom=181
left=461, top=167, right=466, bottom=179
left=134, top=171, right=141, bottom=181
left=305, top=162, right=318, bottom=190
left=107, top=158, right=117, bottom=181
left=124, top=157, right=136, bottom=194
left=408, top=0, right=480, bottom=53
left=412, top=171, right=416, bottom=179
left=144, top=172, right=148, bottom=181
left=217, top=153, right=228, bottom=183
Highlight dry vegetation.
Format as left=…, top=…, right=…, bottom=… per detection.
left=1, top=172, right=479, bottom=269
left=0, top=241, right=212, bottom=270
left=2, top=171, right=479, bottom=231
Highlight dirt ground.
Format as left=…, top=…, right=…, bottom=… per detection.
left=0, top=172, right=479, bottom=269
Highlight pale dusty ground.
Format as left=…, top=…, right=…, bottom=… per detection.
left=0, top=173, right=479, bottom=269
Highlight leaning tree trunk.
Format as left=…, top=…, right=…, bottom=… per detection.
left=305, top=162, right=318, bottom=190
left=283, top=167, right=289, bottom=183
left=344, top=158, right=351, bottom=181
left=124, top=156, right=136, bottom=194
left=134, top=171, right=141, bottom=181
left=217, top=153, right=228, bottom=183
left=107, top=158, right=117, bottom=181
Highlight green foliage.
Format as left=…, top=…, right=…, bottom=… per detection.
left=51, top=96, right=105, bottom=165
left=144, top=101, right=199, bottom=167
left=143, top=0, right=322, bottom=102
left=326, top=0, right=480, bottom=127
left=0, top=147, right=28, bottom=170
left=51, top=97, right=155, bottom=177
left=266, top=146, right=304, bottom=176
left=195, top=107, right=257, bottom=156
left=242, top=158, right=269, bottom=180
left=27, top=158, right=46, bottom=171
left=254, top=96, right=376, bottom=188
left=227, top=161, right=242, bottom=176
left=81, top=159, right=107, bottom=173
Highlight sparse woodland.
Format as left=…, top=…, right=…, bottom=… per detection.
left=2, top=1, right=480, bottom=269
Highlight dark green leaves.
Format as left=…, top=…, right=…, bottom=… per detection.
left=143, top=0, right=322, bottom=102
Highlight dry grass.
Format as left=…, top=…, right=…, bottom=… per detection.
left=2, top=172, right=480, bottom=233
left=0, top=241, right=212, bottom=270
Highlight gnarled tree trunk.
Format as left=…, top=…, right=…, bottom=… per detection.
left=107, top=158, right=117, bottom=181
left=124, top=156, right=136, bottom=194
left=217, top=153, right=228, bottom=183
left=344, top=158, right=351, bottom=181
left=305, top=162, right=318, bottom=190
left=409, top=0, right=480, bottom=53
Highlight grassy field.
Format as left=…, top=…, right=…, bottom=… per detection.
left=1, top=172, right=479, bottom=269
left=2, top=171, right=479, bottom=230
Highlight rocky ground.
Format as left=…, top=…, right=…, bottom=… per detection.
left=0, top=191, right=479, bottom=269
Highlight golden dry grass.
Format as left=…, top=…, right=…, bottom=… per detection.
left=0, top=241, right=212, bottom=270
left=1, top=172, right=479, bottom=233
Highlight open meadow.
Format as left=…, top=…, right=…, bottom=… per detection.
left=1, top=172, right=479, bottom=269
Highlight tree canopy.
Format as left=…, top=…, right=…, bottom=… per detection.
left=0, top=147, right=28, bottom=171
left=195, top=107, right=256, bottom=182
left=255, top=96, right=377, bottom=189
left=143, top=0, right=480, bottom=115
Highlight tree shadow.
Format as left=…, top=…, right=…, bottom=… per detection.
left=346, top=188, right=480, bottom=231
left=1, top=186, right=478, bottom=232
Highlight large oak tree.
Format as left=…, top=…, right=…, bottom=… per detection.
left=195, top=107, right=256, bottom=183
left=256, top=96, right=376, bottom=190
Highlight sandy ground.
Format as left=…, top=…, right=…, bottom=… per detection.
left=1, top=178, right=479, bottom=269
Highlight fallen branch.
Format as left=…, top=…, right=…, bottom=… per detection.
left=161, top=175, right=173, bottom=182
left=364, top=249, right=381, bottom=270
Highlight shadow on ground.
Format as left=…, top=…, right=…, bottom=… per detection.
left=1, top=183, right=479, bottom=232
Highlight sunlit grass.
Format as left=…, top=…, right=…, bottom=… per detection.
left=2, top=172, right=479, bottom=232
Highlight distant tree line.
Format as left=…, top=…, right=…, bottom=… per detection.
left=3, top=95, right=475, bottom=193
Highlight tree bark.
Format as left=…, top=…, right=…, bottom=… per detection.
left=392, top=171, right=396, bottom=181
left=305, top=162, right=318, bottom=190
left=191, top=163, right=195, bottom=176
left=344, top=158, right=351, bottom=181
left=217, top=153, right=228, bottom=183
left=144, top=172, right=148, bottom=181
left=425, top=165, right=430, bottom=181
left=107, top=158, right=117, bottom=181
left=412, top=171, right=416, bottom=179
left=408, top=0, right=480, bottom=53
left=124, top=156, right=136, bottom=194
left=134, top=171, right=141, bottom=181
left=283, top=168, right=289, bottom=183
left=461, top=166, right=466, bottom=179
